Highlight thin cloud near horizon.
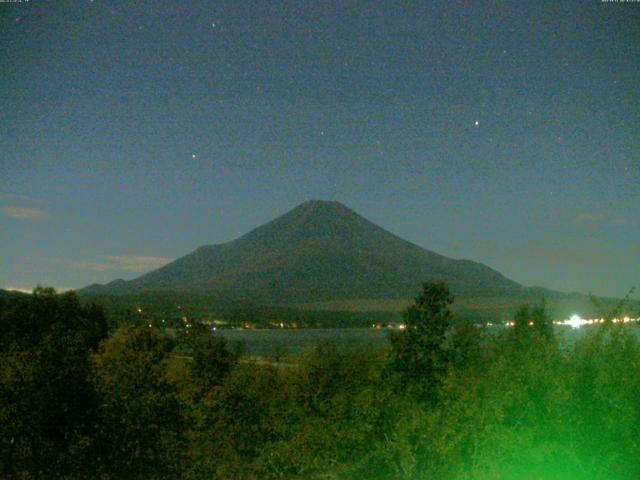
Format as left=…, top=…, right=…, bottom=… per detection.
left=1, top=286, right=75, bottom=294
left=73, top=255, right=174, bottom=273
left=2, top=206, right=48, bottom=221
left=575, top=211, right=634, bottom=227
left=0, top=192, right=44, bottom=204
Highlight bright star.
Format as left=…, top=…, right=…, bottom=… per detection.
left=474, top=120, right=479, bottom=126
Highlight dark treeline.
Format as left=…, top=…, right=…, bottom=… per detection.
left=79, top=290, right=402, bottom=329
left=2, top=284, right=640, bottom=479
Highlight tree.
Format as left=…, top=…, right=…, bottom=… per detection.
left=0, top=288, right=108, bottom=478
left=513, top=304, right=531, bottom=340
left=531, top=300, right=553, bottom=340
left=450, top=320, right=483, bottom=369
left=512, top=301, right=553, bottom=343
left=590, top=286, right=636, bottom=325
left=93, top=326, right=185, bottom=478
left=387, top=281, right=454, bottom=404
left=178, top=323, right=238, bottom=396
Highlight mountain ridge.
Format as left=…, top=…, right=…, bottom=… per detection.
left=81, top=200, right=525, bottom=304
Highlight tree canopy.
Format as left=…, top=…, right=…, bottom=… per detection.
left=2, top=284, right=640, bottom=479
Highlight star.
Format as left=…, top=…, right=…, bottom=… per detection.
left=192, top=154, right=197, bottom=159
left=474, top=120, right=479, bottom=126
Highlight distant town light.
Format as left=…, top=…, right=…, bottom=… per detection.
left=566, top=314, right=586, bottom=329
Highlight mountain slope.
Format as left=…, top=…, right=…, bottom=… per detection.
left=81, top=200, right=524, bottom=304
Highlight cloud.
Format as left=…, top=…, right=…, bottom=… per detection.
left=2, top=192, right=28, bottom=201
left=575, top=212, right=604, bottom=224
left=514, top=241, right=633, bottom=271
left=1, top=287, right=33, bottom=294
left=1, top=286, right=74, bottom=294
left=0, top=192, right=45, bottom=204
left=611, top=216, right=633, bottom=226
left=2, top=206, right=48, bottom=221
left=74, top=255, right=173, bottom=273
left=575, top=212, right=635, bottom=227
left=104, top=255, right=173, bottom=272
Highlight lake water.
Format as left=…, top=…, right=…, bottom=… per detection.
left=216, top=324, right=617, bottom=356
left=217, top=328, right=392, bottom=356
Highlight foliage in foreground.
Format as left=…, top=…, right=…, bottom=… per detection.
left=1, top=284, right=639, bottom=479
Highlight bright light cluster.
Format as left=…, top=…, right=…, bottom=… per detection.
left=564, top=314, right=588, bottom=329
left=557, top=314, right=639, bottom=329
left=501, top=314, right=640, bottom=329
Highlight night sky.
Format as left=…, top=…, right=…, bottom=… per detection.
left=1, top=0, right=638, bottom=297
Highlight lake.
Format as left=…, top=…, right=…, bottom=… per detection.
left=215, top=324, right=620, bottom=356
left=217, top=327, right=392, bottom=356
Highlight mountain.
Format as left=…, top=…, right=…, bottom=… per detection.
left=82, top=200, right=531, bottom=305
